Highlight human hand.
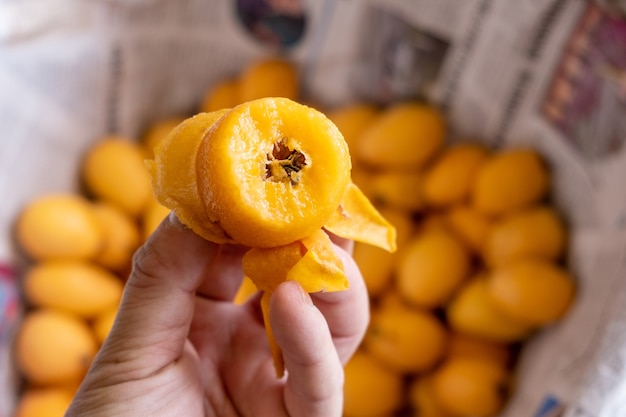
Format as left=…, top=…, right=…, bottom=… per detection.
left=65, top=213, right=369, bottom=417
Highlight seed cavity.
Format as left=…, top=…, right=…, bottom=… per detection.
left=265, top=139, right=307, bottom=185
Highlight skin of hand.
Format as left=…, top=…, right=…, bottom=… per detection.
left=65, top=212, right=369, bottom=417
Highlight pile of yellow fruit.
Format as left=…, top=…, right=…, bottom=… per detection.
left=10, top=56, right=575, bottom=417
left=335, top=103, right=575, bottom=416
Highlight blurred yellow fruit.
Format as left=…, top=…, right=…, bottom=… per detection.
left=14, top=387, right=74, bottom=417
left=200, top=78, right=240, bottom=112
left=487, top=259, right=575, bottom=326
left=357, top=102, right=445, bottom=169
left=445, top=205, right=492, bottom=254
left=471, top=148, right=550, bottom=216
left=327, top=103, right=379, bottom=152
left=376, top=206, right=416, bottom=249
left=447, top=276, right=532, bottom=343
left=15, top=194, right=103, bottom=262
left=343, top=350, right=404, bottom=417
left=15, top=310, right=98, bottom=385
left=233, top=276, right=258, bottom=305
left=369, top=170, right=425, bottom=211
left=93, top=303, right=119, bottom=344
left=23, top=260, right=123, bottom=319
left=353, top=242, right=395, bottom=297
left=432, top=357, right=510, bottom=417
left=363, top=302, right=448, bottom=373
left=142, top=117, right=186, bottom=158
left=408, top=376, right=454, bottom=417
left=92, top=202, right=140, bottom=271
left=423, top=142, right=490, bottom=207
left=396, top=230, right=471, bottom=308
left=142, top=196, right=171, bottom=240
left=238, top=58, right=299, bottom=102
left=446, top=333, right=512, bottom=368
left=483, top=206, right=566, bottom=267
left=82, top=137, right=153, bottom=217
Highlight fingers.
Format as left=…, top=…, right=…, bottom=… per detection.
left=310, top=244, right=369, bottom=363
left=271, top=281, right=344, bottom=417
left=91, top=213, right=221, bottom=382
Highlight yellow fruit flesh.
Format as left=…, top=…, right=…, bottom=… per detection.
left=196, top=98, right=351, bottom=248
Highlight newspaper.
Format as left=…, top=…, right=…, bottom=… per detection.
left=1, top=0, right=625, bottom=416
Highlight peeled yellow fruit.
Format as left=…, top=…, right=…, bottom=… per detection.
left=15, top=310, right=98, bottom=385
left=472, top=148, right=550, bottom=216
left=149, top=98, right=396, bottom=376
left=447, top=277, right=532, bottom=343
left=363, top=302, right=448, bottom=373
left=368, top=170, right=425, bottom=211
left=238, top=58, right=299, bottom=102
left=93, top=303, right=119, bottom=344
left=408, top=376, right=454, bottom=417
left=357, top=102, right=445, bottom=169
left=395, top=229, right=471, bottom=308
left=14, top=387, right=74, bottom=417
left=487, top=259, right=575, bottom=326
left=16, top=194, right=103, bottom=261
left=327, top=103, right=379, bottom=152
left=23, top=260, right=123, bottom=318
left=201, top=78, right=240, bottom=112
left=343, top=351, right=404, bottom=417
left=423, top=142, right=490, bottom=207
left=92, top=202, right=140, bottom=271
left=82, top=137, right=153, bottom=217
left=432, top=357, right=510, bottom=417
left=483, top=206, right=566, bottom=267
left=445, top=205, right=492, bottom=254
left=142, top=117, right=186, bottom=158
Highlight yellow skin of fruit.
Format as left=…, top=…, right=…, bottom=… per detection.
left=16, top=194, right=103, bottom=262
left=423, top=142, right=490, bottom=207
left=92, top=202, right=140, bottom=271
left=200, top=78, right=241, bottom=113
left=432, top=357, right=510, bottom=417
left=408, top=376, right=454, bottom=417
left=487, top=259, right=575, bottom=326
left=23, top=260, right=123, bottom=319
left=196, top=98, right=352, bottom=248
left=376, top=206, right=416, bottom=249
left=343, top=351, right=404, bottom=417
left=141, top=196, right=171, bottom=241
left=369, top=170, right=425, bottom=211
left=16, top=310, right=98, bottom=385
left=471, top=148, right=550, bottom=216
left=14, top=387, right=75, bottom=417
left=357, top=102, right=446, bottom=169
left=446, top=333, right=512, bottom=368
left=353, top=242, right=395, bottom=297
left=484, top=205, right=567, bottom=267
left=82, top=137, right=153, bottom=217
left=395, top=229, right=471, bottom=309
left=93, top=303, right=119, bottom=344
left=238, top=58, right=299, bottom=103
left=327, top=103, right=379, bottom=152
left=444, top=205, right=492, bottom=254
left=363, top=302, right=448, bottom=373
left=447, top=276, right=532, bottom=343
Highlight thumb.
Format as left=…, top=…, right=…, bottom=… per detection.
left=92, top=213, right=219, bottom=382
